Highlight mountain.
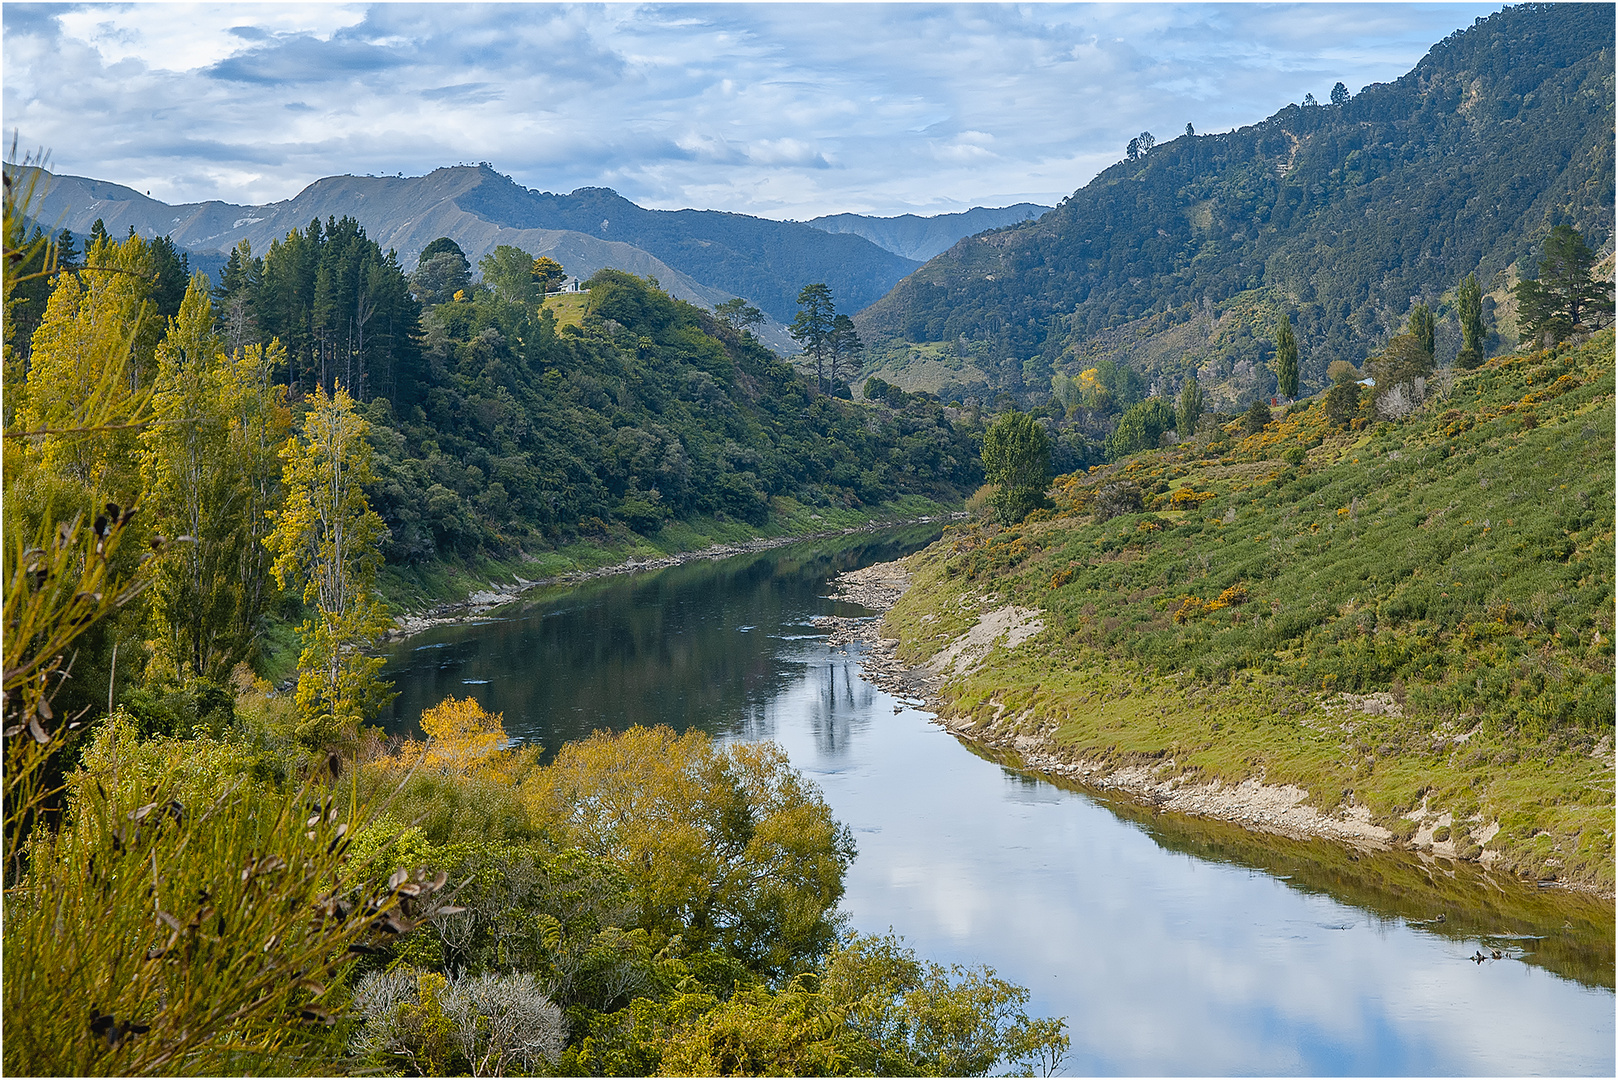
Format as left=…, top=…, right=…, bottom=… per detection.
left=806, top=203, right=1051, bottom=262
left=856, top=3, right=1615, bottom=409
left=22, top=166, right=923, bottom=332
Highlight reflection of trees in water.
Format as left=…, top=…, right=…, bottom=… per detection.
left=804, top=652, right=874, bottom=761
left=378, top=526, right=938, bottom=760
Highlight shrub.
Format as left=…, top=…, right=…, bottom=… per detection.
left=352, top=968, right=567, bottom=1076
left=1092, top=481, right=1144, bottom=522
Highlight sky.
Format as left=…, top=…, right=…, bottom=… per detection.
left=4, top=2, right=1504, bottom=220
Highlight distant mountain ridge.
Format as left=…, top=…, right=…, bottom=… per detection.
left=806, top=204, right=1051, bottom=261
left=24, top=166, right=950, bottom=330
left=857, top=3, right=1615, bottom=406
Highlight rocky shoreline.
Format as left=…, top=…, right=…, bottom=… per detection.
left=825, top=557, right=1551, bottom=872
left=385, top=516, right=962, bottom=642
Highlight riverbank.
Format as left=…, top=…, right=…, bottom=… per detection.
left=828, top=557, right=1614, bottom=897
left=386, top=511, right=965, bottom=642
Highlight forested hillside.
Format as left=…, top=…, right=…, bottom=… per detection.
left=204, top=228, right=979, bottom=566
left=1, top=179, right=1062, bottom=1077
left=858, top=3, right=1615, bottom=405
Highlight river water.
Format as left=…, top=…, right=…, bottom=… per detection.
left=381, top=528, right=1615, bottom=1076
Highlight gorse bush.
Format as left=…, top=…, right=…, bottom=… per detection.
left=1, top=718, right=443, bottom=1076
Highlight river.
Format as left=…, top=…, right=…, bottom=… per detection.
left=381, top=528, right=1615, bottom=1076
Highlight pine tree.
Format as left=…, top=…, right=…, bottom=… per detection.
left=1514, top=225, right=1614, bottom=347
left=789, top=284, right=836, bottom=394
left=1273, top=315, right=1299, bottom=400
left=266, top=385, right=392, bottom=744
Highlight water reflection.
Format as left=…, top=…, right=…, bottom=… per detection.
left=381, top=530, right=1615, bottom=1076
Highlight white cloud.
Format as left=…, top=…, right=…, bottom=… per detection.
left=54, top=3, right=366, bottom=73
left=4, top=2, right=1504, bottom=216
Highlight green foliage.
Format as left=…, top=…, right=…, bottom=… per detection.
left=266, top=386, right=393, bottom=743
left=1107, top=397, right=1176, bottom=460
left=524, top=725, right=856, bottom=980
left=714, top=297, right=764, bottom=335
left=1240, top=397, right=1272, bottom=435
left=859, top=5, right=1613, bottom=397
left=1514, top=225, right=1615, bottom=347
left=1457, top=273, right=1486, bottom=369
left=1273, top=315, right=1299, bottom=400
left=902, top=329, right=1616, bottom=887
left=790, top=283, right=837, bottom=394
left=365, top=269, right=978, bottom=558
left=3, top=167, right=159, bottom=857
left=1323, top=381, right=1363, bottom=427
left=223, top=216, right=423, bottom=405
left=1176, top=373, right=1204, bottom=437
left=477, top=244, right=546, bottom=307
left=2, top=717, right=427, bottom=1076
left=982, top=412, right=1052, bottom=524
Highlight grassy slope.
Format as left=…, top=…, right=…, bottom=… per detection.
left=884, top=331, right=1615, bottom=891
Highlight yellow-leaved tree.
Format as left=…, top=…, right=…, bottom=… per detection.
left=386, top=695, right=536, bottom=783
left=266, top=384, right=392, bottom=745
left=523, top=725, right=855, bottom=978
left=140, top=276, right=291, bottom=683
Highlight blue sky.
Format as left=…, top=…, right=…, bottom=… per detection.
left=4, top=3, right=1502, bottom=219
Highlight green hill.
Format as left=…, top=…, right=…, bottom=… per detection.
left=882, top=329, right=1615, bottom=891
left=857, top=3, right=1615, bottom=407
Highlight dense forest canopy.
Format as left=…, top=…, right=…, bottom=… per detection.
left=857, top=3, right=1615, bottom=404
left=185, top=221, right=983, bottom=565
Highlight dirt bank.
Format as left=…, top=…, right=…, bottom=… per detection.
left=826, top=558, right=1569, bottom=869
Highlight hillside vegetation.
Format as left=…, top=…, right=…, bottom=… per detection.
left=883, top=330, right=1615, bottom=891
left=858, top=3, right=1614, bottom=406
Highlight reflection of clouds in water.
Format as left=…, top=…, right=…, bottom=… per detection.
left=756, top=660, right=1614, bottom=1076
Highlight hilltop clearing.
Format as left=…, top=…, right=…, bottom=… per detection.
left=876, top=330, right=1614, bottom=892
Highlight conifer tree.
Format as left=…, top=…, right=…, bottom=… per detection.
left=1514, top=225, right=1614, bottom=346
left=790, top=283, right=836, bottom=394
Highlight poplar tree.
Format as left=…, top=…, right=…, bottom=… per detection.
left=1177, top=372, right=1203, bottom=437
left=1456, top=273, right=1486, bottom=369
left=1273, top=314, right=1299, bottom=400
left=267, top=385, right=392, bottom=744
left=140, top=275, right=240, bottom=682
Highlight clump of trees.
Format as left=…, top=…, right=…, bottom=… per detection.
left=1514, top=225, right=1614, bottom=348
left=982, top=411, right=1052, bottom=524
